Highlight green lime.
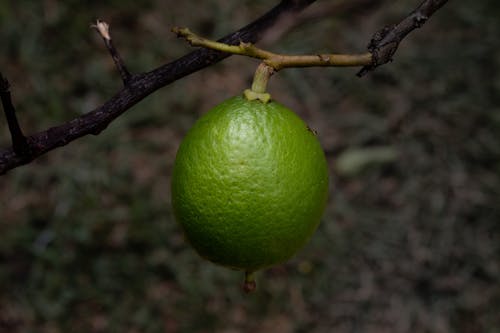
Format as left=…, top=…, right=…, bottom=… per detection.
left=171, top=95, right=329, bottom=273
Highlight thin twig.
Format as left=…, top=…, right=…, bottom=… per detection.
left=0, top=73, right=29, bottom=156
left=357, top=0, right=449, bottom=76
left=173, top=27, right=372, bottom=70
left=92, top=20, right=132, bottom=85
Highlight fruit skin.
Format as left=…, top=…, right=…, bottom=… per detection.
left=171, top=95, right=329, bottom=272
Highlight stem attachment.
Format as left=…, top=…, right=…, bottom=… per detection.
left=244, top=63, right=273, bottom=103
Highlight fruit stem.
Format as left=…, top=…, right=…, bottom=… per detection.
left=243, top=271, right=257, bottom=293
left=251, top=63, right=273, bottom=93
left=244, top=63, right=273, bottom=103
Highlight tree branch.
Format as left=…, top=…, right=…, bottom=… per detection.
left=357, top=0, right=449, bottom=77
left=0, top=0, right=316, bottom=175
left=0, top=0, right=449, bottom=175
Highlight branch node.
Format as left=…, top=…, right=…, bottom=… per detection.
left=318, top=54, right=330, bottom=63
left=357, top=0, right=449, bottom=77
left=172, top=27, right=197, bottom=45
left=413, top=13, right=429, bottom=27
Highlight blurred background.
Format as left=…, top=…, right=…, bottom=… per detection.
left=0, top=1, right=499, bottom=332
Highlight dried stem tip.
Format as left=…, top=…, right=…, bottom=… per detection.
left=92, top=20, right=111, bottom=40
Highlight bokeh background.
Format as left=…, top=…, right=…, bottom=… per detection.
left=1, top=1, right=499, bottom=332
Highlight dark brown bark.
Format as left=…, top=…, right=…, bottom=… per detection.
left=357, top=0, right=449, bottom=77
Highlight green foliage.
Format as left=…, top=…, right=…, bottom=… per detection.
left=1, top=1, right=499, bottom=332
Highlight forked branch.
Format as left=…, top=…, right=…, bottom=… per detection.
left=172, top=27, right=372, bottom=70
left=358, top=0, right=449, bottom=76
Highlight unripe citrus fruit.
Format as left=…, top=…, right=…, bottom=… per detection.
left=171, top=95, right=329, bottom=274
